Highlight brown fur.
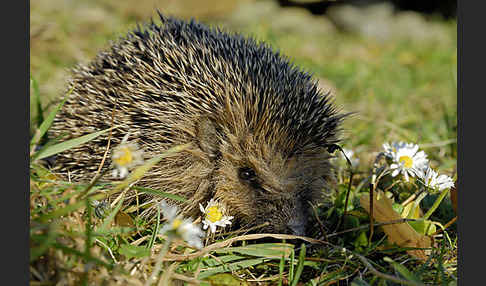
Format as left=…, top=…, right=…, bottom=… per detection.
left=49, top=14, right=345, bottom=235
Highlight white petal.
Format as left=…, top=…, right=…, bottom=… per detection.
left=119, top=168, right=128, bottom=179
left=160, top=201, right=179, bottom=221
left=188, top=238, right=203, bottom=249
left=159, top=224, right=172, bottom=235
left=121, top=132, right=130, bottom=143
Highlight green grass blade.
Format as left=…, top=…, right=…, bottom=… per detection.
left=214, top=243, right=294, bottom=259
left=198, top=258, right=265, bottom=280
left=85, top=198, right=94, bottom=261
left=30, top=224, right=59, bottom=262
left=30, top=131, right=67, bottom=161
left=37, top=191, right=108, bottom=223
left=290, top=243, right=306, bottom=286
left=32, top=126, right=116, bottom=160
left=350, top=277, right=372, bottom=286
left=118, top=244, right=150, bottom=259
left=383, top=257, right=423, bottom=283
left=289, top=248, right=295, bottom=282
left=38, top=199, right=88, bottom=223
left=30, top=77, right=44, bottom=130
left=37, top=144, right=190, bottom=223
left=52, top=242, right=113, bottom=269
left=96, top=194, right=126, bottom=234
left=147, top=205, right=161, bottom=250
left=202, top=255, right=246, bottom=267
left=132, top=186, right=187, bottom=202
left=30, top=87, right=72, bottom=147
left=278, top=254, right=285, bottom=286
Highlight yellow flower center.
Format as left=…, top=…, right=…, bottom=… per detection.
left=399, top=155, right=413, bottom=168
left=172, top=218, right=182, bottom=230
left=114, top=147, right=133, bottom=166
left=206, top=206, right=223, bottom=223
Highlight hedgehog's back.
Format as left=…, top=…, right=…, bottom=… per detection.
left=49, top=14, right=342, bottom=178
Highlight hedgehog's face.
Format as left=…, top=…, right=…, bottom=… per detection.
left=197, top=118, right=334, bottom=235
left=213, top=149, right=333, bottom=235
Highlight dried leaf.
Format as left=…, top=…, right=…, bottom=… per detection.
left=115, top=211, right=134, bottom=227
left=360, top=191, right=432, bottom=260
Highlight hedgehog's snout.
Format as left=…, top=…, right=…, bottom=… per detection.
left=261, top=193, right=309, bottom=235
left=286, top=198, right=308, bottom=236
left=287, top=217, right=306, bottom=236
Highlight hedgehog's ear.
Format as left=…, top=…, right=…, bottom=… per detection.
left=195, top=116, right=220, bottom=158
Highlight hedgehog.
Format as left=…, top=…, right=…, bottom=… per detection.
left=49, top=13, right=346, bottom=236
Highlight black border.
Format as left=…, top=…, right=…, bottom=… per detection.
left=10, top=0, right=29, bottom=284
left=25, top=1, right=31, bottom=284
left=458, top=0, right=482, bottom=284
left=456, top=0, right=462, bottom=283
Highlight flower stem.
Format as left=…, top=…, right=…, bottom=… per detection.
left=408, top=191, right=427, bottom=219
left=144, top=237, right=172, bottom=286
left=423, top=188, right=450, bottom=220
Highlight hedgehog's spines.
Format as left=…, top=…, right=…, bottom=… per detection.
left=50, top=14, right=346, bottom=234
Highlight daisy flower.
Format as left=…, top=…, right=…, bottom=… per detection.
left=417, top=167, right=454, bottom=193
left=382, top=141, right=428, bottom=182
left=199, top=198, right=234, bottom=233
left=159, top=200, right=204, bottom=249
left=111, top=133, right=144, bottom=179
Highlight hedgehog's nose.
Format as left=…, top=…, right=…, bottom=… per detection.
left=287, top=218, right=306, bottom=236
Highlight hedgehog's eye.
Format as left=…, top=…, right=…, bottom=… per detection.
left=238, top=167, right=256, bottom=181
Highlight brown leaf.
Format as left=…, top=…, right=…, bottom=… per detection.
left=115, top=211, right=135, bottom=227
left=360, top=191, right=432, bottom=260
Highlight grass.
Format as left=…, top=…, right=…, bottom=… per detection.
left=30, top=1, right=457, bottom=285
